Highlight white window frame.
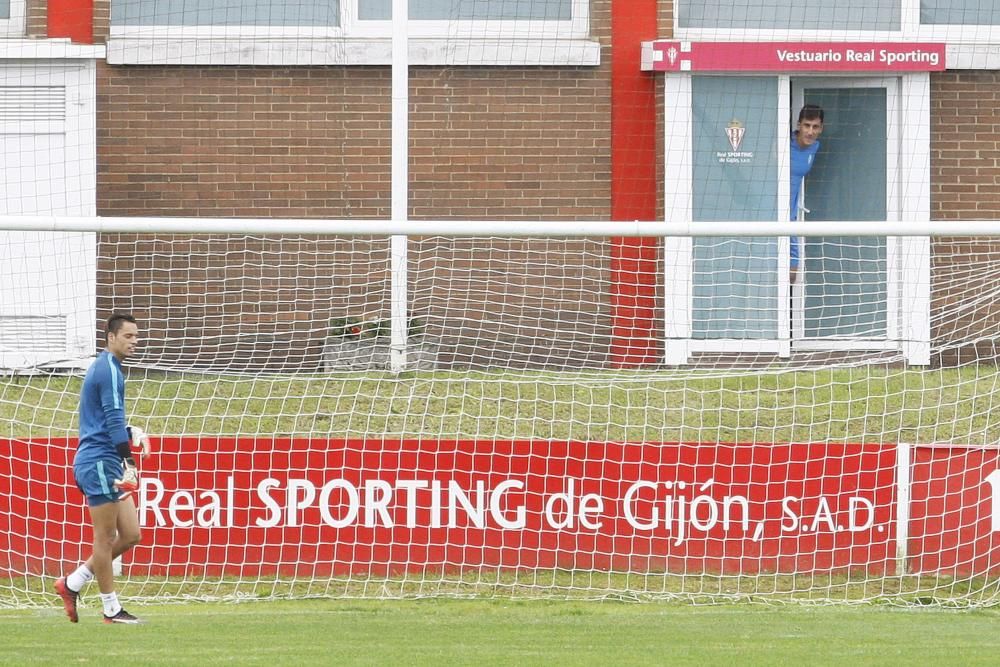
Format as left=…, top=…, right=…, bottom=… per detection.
left=662, top=72, right=931, bottom=366
left=676, top=0, right=1000, bottom=55
left=0, top=0, right=26, bottom=38
left=907, top=0, right=1000, bottom=42
left=663, top=74, right=792, bottom=362
left=107, top=0, right=599, bottom=66
left=346, top=0, right=590, bottom=39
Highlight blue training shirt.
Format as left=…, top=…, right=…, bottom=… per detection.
left=790, top=132, right=821, bottom=267
left=76, top=350, right=130, bottom=466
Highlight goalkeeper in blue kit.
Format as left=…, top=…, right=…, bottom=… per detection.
left=55, top=313, right=152, bottom=624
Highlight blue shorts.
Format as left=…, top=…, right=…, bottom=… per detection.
left=73, top=457, right=125, bottom=507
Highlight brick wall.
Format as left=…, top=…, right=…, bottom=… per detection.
left=97, top=65, right=611, bottom=220
left=931, top=71, right=1000, bottom=221
left=95, top=6, right=621, bottom=370
left=97, top=235, right=393, bottom=372
left=930, top=70, right=1000, bottom=365
left=93, top=0, right=109, bottom=43
left=98, top=66, right=395, bottom=219
left=25, top=0, right=46, bottom=37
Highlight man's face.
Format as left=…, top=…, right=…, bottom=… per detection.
left=797, top=116, right=824, bottom=147
left=107, top=322, right=139, bottom=361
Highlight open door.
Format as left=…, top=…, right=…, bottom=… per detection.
left=793, top=77, right=897, bottom=353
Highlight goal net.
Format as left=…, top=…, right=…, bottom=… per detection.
left=2, top=220, right=1000, bottom=607
left=3, top=0, right=1000, bottom=609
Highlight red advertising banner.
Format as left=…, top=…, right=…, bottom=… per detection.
left=2, top=438, right=896, bottom=578
left=643, top=41, right=946, bottom=72
left=908, top=446, right=1000, bottom=575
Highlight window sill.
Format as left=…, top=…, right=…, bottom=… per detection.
left=107, top=36, right=601, bottom=66
left=0, top=39, right=106, bottom=60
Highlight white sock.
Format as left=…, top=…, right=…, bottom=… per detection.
left=66, top=564, right=94, bottom=593
left=99, top=591, right=122, bottom=617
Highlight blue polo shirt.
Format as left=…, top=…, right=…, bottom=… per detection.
left=790, top=132, right=821, bottom=268
left=75, top=350, right=130, bottom=467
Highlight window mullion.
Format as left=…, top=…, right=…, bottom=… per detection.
left=901, top=0, right=921, bottom=37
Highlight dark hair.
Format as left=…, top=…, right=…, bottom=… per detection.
left=798, top=104, right=824, bottom=123
left=106, top=313, right=137, bottom=339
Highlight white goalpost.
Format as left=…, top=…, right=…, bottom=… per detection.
left=3, top=216, right=1000, bottom=606
left=4, top=0, right=1000, bottom=611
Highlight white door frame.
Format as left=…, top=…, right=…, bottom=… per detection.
left=663, top=72, right=930, bottom=366
left=791, top=76, right=898, bottom=353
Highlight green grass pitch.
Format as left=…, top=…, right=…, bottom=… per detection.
left=5, top=366, right=1000, bottom=443
left=5, top=368, right=1000, bottom=661
left=4, top=599, right=1000, bottom=665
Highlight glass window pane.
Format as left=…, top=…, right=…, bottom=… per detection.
left=691, top=76, right=779, bottom=340
left=921, top=1, right=1000, bottom=25
left=360, top=0, right=572, bottom=21
left=801, top=88, right=888, bottom=339
left=111, top=1, right=340, bottom=27
left=680, top=0, right=899, bottom=31
left=1, top=1, right=9, bottom=21
left=804, top=237, right=887, bottom=338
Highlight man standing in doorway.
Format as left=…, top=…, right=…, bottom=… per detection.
left=790, top=104, right=824, bottom=284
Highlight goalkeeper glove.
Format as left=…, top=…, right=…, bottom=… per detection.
left=113, top=458, right=140, bottom=493
left=126, top=425, right=152, bottom=459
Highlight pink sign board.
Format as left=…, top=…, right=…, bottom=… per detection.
left=646, top=42, right=946, bottom=72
